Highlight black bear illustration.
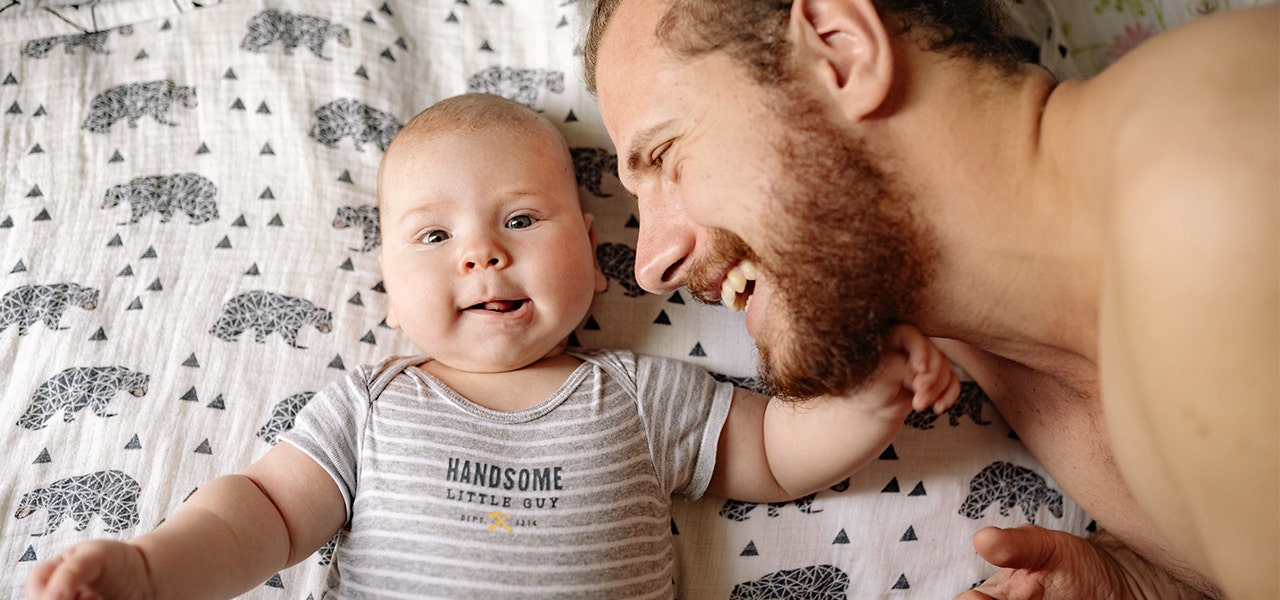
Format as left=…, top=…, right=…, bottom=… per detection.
left=101, top=173, right=219, bottom=225
left=240, top=9, right=351, bottom=60
left=904, top=382, right=993, bottom=430
left=731, top=565, right=849, bottom=600
left=596, top=243, right=647, bottom=298
left=719, top=493, right=821, bottom=522
left=569, top=147, right=619, bottom=198
left=210, top=291, right=333, bottom=349
left=21, top=26, right=133, bottom=58
left=16, top=366, right=150, bottom=430
left=0, top=283, right=99, bottom=336
left=333, top=205, right=380, bottom=252
left=81, top=79, right=197, bottom=133
left=256, top=391, right=316, bottom=444
left=959, top=461, right=1065, bottom=525
left=309, top=99, right=402, bottom=152
left=16, top=365, right=151, bottom=429
left=466, top=66, right=565, bottom=108
left=15, top=470, right=141, bottom=536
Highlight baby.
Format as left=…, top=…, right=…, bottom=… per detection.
left=25, top=93, right=959, bottom=599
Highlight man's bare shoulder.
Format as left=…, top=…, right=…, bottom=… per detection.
left=1099, top=4, right=1277, bottom=311
left=1104, top=5, right=1277, bottom=86
left=1086, top=5, right=1277, bottom=166
left=1092, top=7, right=1278, bottom=595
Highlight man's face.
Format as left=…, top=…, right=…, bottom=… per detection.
left=596, top=0, right=935, bottom=398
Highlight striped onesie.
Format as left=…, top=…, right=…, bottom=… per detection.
left=281, top=349, right=734, bottom=598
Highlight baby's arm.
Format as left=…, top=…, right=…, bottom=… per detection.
left=25, top=443, right=345, bottom=600
left=709, top=324, right=960, bottom=502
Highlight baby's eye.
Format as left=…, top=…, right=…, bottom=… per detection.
left=422, top=230, right=450, bottom=244
left=506, top=215, right=535, bottom=230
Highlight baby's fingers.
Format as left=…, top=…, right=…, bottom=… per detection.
left=28, top=541, right=137, bottom=600
left=23, top=554, right=61, bottom=599
left=909, top=363, right=961, bottom=413
left=931, top=370, right=962, bottom=413
left=40, top=552, right=102, bottom=600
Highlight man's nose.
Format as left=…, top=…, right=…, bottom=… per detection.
left=634, top=194, right=698, bottom=293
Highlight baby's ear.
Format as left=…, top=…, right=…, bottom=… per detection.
left=584, top=213, right=608, bottom=293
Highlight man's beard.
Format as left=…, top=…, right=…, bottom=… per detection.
left=694, top=90, right=937, bottom=400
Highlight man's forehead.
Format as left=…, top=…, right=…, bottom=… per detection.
left=594, top=0, right=673, bottom=142
left=596, top=0, right=666, bottom=71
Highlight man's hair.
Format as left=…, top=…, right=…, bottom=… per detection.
left=583, top=0, right=1024, bottom=92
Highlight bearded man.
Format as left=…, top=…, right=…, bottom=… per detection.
left=585, top=0, right=1278, bottom=598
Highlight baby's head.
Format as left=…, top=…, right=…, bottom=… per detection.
left=377, top=93, right=605, bottom=373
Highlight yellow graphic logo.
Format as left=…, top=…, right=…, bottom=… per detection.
left=486, top=511, right=512, bottom=533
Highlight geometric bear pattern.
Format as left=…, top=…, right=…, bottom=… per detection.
left=16, top=366, right=150, bottom=430
left=240, top=9, right=352, bottom=60
left=332, top=205, right=380, bottom=253
left=100, top=173, right=219, bottom=225
left=308, top=99, right=402, bottom=152
left=959, top=461, right=1065, bottom=525
left=0, top=283, right=100, bottom=337
left=81, top=79, right=197, bottom=133
left=256, top=391, right=316, bottom=445
left=21, top=25, right=133, bottom=59
left=730, top=565, right=850, bottom=600
left=569, top=146, right=618, bottom=198
left=719, top=493, right=822, bottom=523
left=14, top=470, right=142, bottom=536
left=595, top=242, right=647, bottom=298
left=466, top=65, right=565, bottom=109
left=209, top=291, right=333, bottom=349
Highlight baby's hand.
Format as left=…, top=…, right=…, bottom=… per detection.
left=25, top=540, right=150, bottom=600
left=887, top=324, right=961, bottom=414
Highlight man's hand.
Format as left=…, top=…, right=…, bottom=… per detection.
left=25, top=539, right=151, bottom=600
left=955, top=525, right=1213, bottom=600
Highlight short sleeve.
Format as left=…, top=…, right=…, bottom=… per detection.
left=630, top=353, right=734, bottom=501
left=278, top=365, right=377, bottom=523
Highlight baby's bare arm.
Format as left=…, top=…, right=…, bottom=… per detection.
left=25, top=443, right=345, bottom=600
left=709, top=325, right=959, bottom=502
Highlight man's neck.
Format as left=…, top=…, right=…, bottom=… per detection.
left=874, top=50, right=1104, bottom=371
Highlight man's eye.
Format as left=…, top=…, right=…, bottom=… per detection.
left=422, top=230, right=450, bottom=244
left=506, top=215, right=534, bottom=229
left=651, top=141, right=672, bottom=168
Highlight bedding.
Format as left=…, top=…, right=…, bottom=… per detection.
left=0, top=0, right=1244, bottom=597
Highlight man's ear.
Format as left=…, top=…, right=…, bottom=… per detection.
left=378, top=250, right=401, bottom=329
left=584, top=213, right=608, bottom=293
left=789, top=0, right=893, bottom=121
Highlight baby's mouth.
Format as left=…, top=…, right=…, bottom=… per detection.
left=720, top=260, right=758, bottom=312
left=467, top=299, right=526, bottom=313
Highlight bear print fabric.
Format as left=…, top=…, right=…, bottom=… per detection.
left=6, top=0, right=1243, bottom=597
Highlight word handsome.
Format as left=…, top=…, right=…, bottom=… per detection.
left=446, top=458, right=564, bottom=492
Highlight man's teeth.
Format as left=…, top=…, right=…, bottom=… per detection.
left=721, top=260, right=757, bottom=312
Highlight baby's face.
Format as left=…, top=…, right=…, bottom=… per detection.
left=378, top=124, right=603, bottom=373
